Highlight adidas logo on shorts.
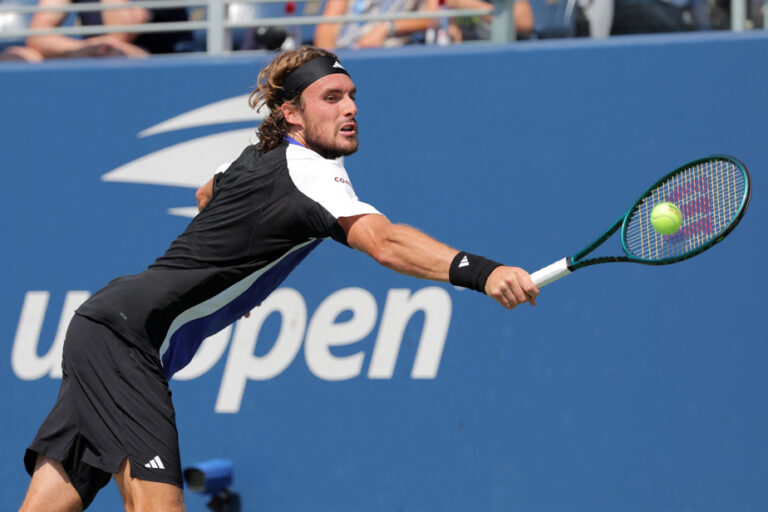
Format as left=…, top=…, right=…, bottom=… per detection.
left=144, top=455, right=165, bottom=470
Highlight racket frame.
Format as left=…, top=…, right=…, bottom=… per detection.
left=531, top=155, right=751, bottom=287
left=617, top=154, right=752, bottom=267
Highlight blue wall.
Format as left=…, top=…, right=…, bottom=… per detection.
left=1, top=32, right=767, bottom=511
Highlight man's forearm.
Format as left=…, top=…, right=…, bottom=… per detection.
left=344, top=216, right=456, bottom=280
left=342, top=214, right=538, bottom=309
left=374, top=224, right=457, bottom=280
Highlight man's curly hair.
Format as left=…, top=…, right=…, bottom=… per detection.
left=250, top=46, right=341, bottom=153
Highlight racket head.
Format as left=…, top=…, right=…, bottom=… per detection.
left=621, top=155, right=751, bottom=264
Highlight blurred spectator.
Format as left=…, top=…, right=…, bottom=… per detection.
left=0, top=44, right=43, bottom=60
left=1, top=0, right=43, bottom=61
left=570, top=0, right=712, bottom=38
left=745, top=0, right=764, bottom=28
left=448, top=0, right=534, bottom=41
left=26, top=0, right=192, bottom=58
left=186, top=0, right=306, bottom=52
left=708, top=0, right=764, bottom=29
left=314, top=0, right=440, bottom=49
left=1, top=0, right=25, bottom=38
left=575, top=0, right=613, bottom=37
left=610, top=0, right=700, bottom=34
left=239, top=0, right=301, bottom=51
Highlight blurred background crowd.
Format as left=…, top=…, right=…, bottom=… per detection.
left=0, top=0, right=765, bottom=62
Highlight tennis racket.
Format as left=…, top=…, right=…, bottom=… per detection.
left=530, top=155, right=752, bottom=287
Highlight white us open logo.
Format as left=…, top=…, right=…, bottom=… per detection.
left=102, top=94, right=263, bottom=218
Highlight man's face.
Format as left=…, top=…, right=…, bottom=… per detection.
left=285, top=73, right=359, bottom=159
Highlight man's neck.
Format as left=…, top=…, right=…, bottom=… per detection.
left=285, top=135, right=304, bottom=147
left=285, top=131, right=307, bottom=147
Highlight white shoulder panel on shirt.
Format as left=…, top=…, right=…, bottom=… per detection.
left=286, top=143, right=381, bottom=219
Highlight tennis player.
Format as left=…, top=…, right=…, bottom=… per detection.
left=19, top=46, right=539, bottom=512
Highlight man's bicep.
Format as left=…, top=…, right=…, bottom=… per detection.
left=338, top=213, right=390, bottom=255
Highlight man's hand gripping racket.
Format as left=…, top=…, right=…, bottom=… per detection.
left=530, top=156, right=752, bottom=287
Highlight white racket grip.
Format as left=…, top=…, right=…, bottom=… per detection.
left=530, top=257, right=571, bottom=287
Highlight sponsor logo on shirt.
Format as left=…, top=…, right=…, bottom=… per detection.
left=334, top=176, right=352, bottom=187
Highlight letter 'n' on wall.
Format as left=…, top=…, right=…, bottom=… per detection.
left=368, top=287, right=452, bottom=379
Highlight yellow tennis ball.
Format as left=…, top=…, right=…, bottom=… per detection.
left=651, top=202, right=683, bottom=235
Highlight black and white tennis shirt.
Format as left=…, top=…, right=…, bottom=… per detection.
left=77, top=139, right=380, bottom=378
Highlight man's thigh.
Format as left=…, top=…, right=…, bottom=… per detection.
left=114, top=459, right=185, bottom=512
left=19, top=455, right=82, bottom=512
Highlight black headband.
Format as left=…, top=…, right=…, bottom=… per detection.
left=279, top=55, right=350, bottom=104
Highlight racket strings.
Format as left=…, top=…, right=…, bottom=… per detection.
left=624, top=158, right=746, bottom=261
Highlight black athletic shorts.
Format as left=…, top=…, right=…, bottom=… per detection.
left=24, top=314, right=183, bottom=509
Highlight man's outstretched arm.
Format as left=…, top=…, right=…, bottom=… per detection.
left=338, top=214, right=539, bottom=310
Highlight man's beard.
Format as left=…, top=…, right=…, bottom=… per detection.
left=304, top=122, right=359, bottom=160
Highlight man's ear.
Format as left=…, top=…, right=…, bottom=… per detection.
left=282, top=101, right=302, bottom=127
